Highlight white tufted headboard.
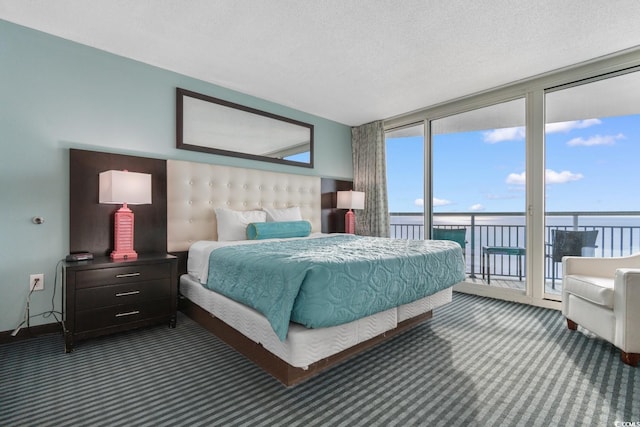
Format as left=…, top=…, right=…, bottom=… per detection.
left=167, top=159, right=322, bottom=252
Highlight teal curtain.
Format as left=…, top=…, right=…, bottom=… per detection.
left=351, top=121, right=390, bottom=237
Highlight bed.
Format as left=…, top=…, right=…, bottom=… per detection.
left=167, top=159, right=464, bottom=386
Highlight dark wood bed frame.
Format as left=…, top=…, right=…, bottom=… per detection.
left=181, top=296, right=432, bottom=386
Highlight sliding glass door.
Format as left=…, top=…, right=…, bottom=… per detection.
left=431, top=99, right=527, bottom=293
left=544, top=70, right=640, bottom=299
left=385, top=100, right=528, bottom=296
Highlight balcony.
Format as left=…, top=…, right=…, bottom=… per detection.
left=390, top=211, right=640, bottom=294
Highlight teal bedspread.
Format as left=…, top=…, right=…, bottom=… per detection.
left=205, top=235, right=465, bottom=341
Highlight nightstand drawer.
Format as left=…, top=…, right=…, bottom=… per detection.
left=75, top=263, right=171, bottom=288
left=75, top=279, right=171, bottom=310
left=75, top=302, right=170, bottom=332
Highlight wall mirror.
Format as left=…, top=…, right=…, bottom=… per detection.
left=176, top=88, right=314, bottom=168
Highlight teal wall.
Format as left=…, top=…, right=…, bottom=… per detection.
left=0, top=20, right=353, bottom=332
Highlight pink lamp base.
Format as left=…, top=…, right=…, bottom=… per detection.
left=344, top=209, right=355, bottom=234
left=111, top=249, right=138, bottom=261
left=111, top=204, right=138, bottom=260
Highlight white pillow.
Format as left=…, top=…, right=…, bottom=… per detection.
left=263, top=206, right=303, bottom=222
left=215, top=208, right=267, bottom=241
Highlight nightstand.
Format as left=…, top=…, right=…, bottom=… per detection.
left=62, top=253, right=177, bottom=352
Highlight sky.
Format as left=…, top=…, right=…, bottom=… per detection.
left=386, top=114, right=640, bottom=214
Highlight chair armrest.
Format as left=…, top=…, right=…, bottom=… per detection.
left=615, top=268, right=640, bottom=287
left=614, top=268, right=640, bottom=353
left=563, top=253, right=640, bottom=278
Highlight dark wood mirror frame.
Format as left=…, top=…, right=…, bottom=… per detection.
left=176, top=88, right=314, bottom=168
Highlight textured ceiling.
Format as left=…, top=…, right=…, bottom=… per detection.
left=1, top=0, right=640, bottom=126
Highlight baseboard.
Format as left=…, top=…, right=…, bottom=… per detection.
left=0, top=322, right=63, bottom=344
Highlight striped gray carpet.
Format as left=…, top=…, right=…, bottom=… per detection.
left=1, top=293, right=638, bottom=426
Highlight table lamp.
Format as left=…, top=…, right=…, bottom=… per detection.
left=99, top=170, right=152, bottom=260
left=336, top=190, right=365, bottom=234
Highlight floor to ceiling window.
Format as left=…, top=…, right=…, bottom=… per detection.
left=431, top=98, right=527, bottom=294
left=386, top=123, right=425, bottom=239
left=543, top=70, right=640, bottom=299
left=385, top=100, right=528, bottom=295
left=385, top=53, right=640, bottom=309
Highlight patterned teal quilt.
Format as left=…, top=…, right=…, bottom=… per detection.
left=205, top=235, right=465, bottom=341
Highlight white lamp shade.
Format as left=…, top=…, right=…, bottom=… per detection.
left=99, top=170, right=152, bottom=205
left=336, top=190, right=365, bottom=210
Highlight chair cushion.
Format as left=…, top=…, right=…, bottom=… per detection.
left=564, top=274, right=614, bottom=309
left=433, top=228, right=466, bottom=248
left=551, top=230, right=599, bottom=262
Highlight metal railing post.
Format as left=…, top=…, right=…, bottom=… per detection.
left=469, top=214, right=476, bottom=278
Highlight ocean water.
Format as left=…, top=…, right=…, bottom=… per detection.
left=392, top=213, right=640, bottom=227
left=390, top=213, right=640, bottom=275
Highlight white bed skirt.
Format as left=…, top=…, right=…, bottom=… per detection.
left=180, top=274, right=452, bottom=369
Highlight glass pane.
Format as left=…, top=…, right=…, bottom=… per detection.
left=544, top=70, right=640, bottom=297
left=432, top=98, right=526, bottom=291
left=386, top=123, right=425, bottom=240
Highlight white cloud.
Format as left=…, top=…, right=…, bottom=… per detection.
left=485, top=193, right=521, bottom=200
left=567, top=133, right=625, bottom=147
left=482, top=119, right=602, bottom=144
left=506, top=171, right=526, bottom=185
left=545, top=119, right=601, bottom=134
left=415, top=198, right=452, bottom=207
left=505, top=169, right=584, bottom=185
left=483, top=126, right=525, bottom=143
left=469, top=204, right=484, bottom=211
left=545, top=169, right=584, bottom=184
left=433, top=197, right=452, bottom=206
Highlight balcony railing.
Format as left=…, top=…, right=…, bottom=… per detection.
left=390, top=211, right=640, bottom=282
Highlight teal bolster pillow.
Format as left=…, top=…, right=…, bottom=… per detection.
left=246, top=220, right=312, bottom=240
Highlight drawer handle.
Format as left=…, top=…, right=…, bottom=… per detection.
left=116, top=272, right=141, bottom=278
left=115, top=310, right=140, bottom=318
left=115, top=291, right=140, bottom=297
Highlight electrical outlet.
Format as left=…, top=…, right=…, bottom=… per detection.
left=29, top=273, right=44, bottom=291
